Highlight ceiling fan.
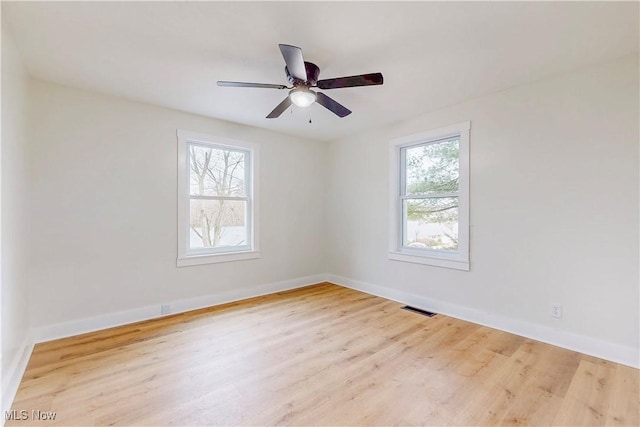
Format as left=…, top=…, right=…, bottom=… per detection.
left=217, top=44, right=383, bottom=119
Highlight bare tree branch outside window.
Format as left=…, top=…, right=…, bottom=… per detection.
left=189, top=145, right=247, bottom=248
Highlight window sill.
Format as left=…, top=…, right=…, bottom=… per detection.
left=177, top=250, right=261, bottom=267
left=388, top=251, right=469, bottom=271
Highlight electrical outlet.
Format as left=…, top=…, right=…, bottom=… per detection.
left=550, top=303, right=562, bottom=319
left=160, top=304, right=171, bottom=316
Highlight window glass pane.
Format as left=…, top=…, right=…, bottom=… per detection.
left=405, top=138, right=459, bottom=196
left=403, top=197, right=458, bottom=251
left=189, top=199, right=247, bottom=249
left=189, top=144, right=246, bottom=197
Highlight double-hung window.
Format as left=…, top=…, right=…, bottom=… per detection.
left=177, top=130, right=260, bottom=267
left=389, top=122, right=470, bottom=271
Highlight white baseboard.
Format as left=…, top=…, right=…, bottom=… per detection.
left=32, top=274, right=327, bottom=343
left=2, top=334, right=35, bottom=423
left=326, top=274, right=639, bottom=369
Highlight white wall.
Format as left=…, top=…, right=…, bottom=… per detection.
left=1, top=20, right=32, bottom=410
left=27, top=79, right=327, bottom=329
left=326, top=55, right=639, bottom=363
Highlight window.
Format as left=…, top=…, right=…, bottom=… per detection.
left=389, top=122, right=470, bottom=271
left=177, top=130, right=260, bottom=267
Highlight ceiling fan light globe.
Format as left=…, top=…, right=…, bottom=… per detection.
left=290, top=89, right=317, bottom=108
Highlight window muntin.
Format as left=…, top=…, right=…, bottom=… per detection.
left=188, top=143, right=251, bottom=253
left=401, top=136, right=460, bottom=253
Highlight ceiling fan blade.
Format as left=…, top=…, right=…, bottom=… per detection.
left=279, top=44, right=307, bottom=81
left=266, top=96, right=293, bottom=119
left=316, top=92, right=352, bottom=118
left=218, top=81, right=287, bottom=89
left=317, top=72, right=383, bottom=90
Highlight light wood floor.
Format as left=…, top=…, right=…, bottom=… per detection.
left=8, top=283, right=639, bottom=426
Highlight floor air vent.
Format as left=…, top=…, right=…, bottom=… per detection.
left=402, top=306, right=437, bottom=317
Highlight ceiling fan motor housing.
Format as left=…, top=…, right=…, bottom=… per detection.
left=286, top=62, right=320, bottom=87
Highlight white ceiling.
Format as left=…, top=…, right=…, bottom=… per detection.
left=3, top=1, right=638, bottom=142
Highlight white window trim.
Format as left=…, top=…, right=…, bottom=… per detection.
left=177, top=129, right=260, bottom=267
left=388, top=121, right=470, bottom=271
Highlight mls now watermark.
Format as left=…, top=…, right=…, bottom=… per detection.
left=5, top=410, right=57, bottom=421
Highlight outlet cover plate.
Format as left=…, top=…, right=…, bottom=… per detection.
left=551, top=303, right=562, bottom=319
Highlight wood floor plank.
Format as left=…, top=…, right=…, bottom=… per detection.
left=606, top=364, right=640, bottom=426
left=8, top=283, right=638, bottom=426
